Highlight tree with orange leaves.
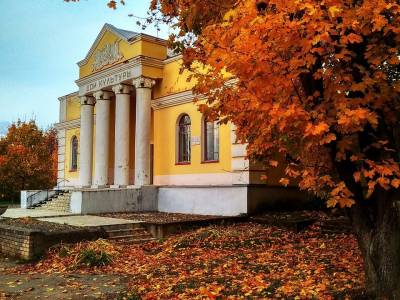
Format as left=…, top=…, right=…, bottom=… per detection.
left=0, top=121, right=57, bottom=203
left=144, top=0, right=400, bottom=296
left=67, top=0, right=400, bottom=295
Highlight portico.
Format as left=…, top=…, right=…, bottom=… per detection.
left=78, top=76, right=155, bottom=188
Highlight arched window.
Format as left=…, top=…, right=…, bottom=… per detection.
left=70, top=136, right=78, bottom=171
left=203, top=119, right=219, bottom=162
left=178, top=114, right=191, bottom=163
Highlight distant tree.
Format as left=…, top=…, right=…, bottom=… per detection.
left=0, top=120, right=57, bottom=202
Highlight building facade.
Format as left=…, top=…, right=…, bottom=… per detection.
left=54, top=24, right=304, bottom=216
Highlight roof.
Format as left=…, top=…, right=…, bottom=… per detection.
left=107, top=23, right=139, bottom=41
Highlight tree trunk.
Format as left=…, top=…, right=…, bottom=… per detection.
left=349, top=191, right=400, bottom=298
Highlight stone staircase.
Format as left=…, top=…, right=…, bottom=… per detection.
left=103, top=223, right=156, bottom=244
left=33, top=191, right=71, bottom=213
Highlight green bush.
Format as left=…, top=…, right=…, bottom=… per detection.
left=77, top=248, right=113, bottom=267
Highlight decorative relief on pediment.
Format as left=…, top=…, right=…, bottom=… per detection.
left=92, top=40, right=123, bottom=72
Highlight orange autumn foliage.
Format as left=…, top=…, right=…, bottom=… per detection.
left=149, top=0, right=400, bottom=209
left=148, top=1, right=400, bottom=295
left=69, top=0, right=400, bottom=295
left=0, top=120, right=57, bottom=201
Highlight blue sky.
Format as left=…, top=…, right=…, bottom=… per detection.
left=0, top=0, right=168, bottom=128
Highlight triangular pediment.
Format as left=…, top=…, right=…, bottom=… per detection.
left=77, top=23, right=138, bottom=68
left=77, top=23, right=168, bottom=79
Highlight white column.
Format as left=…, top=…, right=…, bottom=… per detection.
left=93, top=91, right=113, bottom=187
left=112, top=84, right=132, bottom=187
left=79, top=96, right=95, bottom=187
left=133, top=76, right=155, bottom=186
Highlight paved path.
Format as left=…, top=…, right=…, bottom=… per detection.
left=1, top=209, right=73, bottom=219
left=0, top=273, right=130, bottom=299
left=37, top=215, right=142, bottom=227
left=0, top=256, right=130, bottom=299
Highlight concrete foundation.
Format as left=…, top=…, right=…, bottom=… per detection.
left=70, top=186, right=158, bottom=214
left=158, top=185, right=311, bottom=216
left=21, top=185, right=311, bottom=216
left=158, top=186, right=248, bottom=216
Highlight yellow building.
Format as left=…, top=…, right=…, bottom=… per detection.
left=53, top=24, right=303, bottom=216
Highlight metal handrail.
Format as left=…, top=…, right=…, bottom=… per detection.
left=25, top=179, right=71, bottom=208
left=26, top=188, right=64, bottom=208
left=26, top=189, right=52, bottom=208
left=26, top=190, right=46, bottom=206
left=56, top=178, right=71, bottom=190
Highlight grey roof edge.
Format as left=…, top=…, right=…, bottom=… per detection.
left=58, top=91, right=79, bottom=101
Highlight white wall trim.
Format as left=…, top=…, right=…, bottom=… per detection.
left=75, top=56, right=164, bottom=96
left=56, top=129, right=66, bottom=187
left=164, top=54, right=183, bottom=64
left=154, top=172, right=234, bottom=186
left=55, top=119, right=81, bottom=131
left=152, top=90, right=196, bottom=110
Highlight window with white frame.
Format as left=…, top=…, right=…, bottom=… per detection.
left=70, top=136, right=78, bottom=171
left=177, top=114, right=191, bottom=163
left=203, top=119, right=219, bottom=162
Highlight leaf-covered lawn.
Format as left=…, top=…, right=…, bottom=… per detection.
left=12, top=223, right=364, bottom=299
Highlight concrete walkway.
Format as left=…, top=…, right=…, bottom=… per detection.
left=37, top=215, right=142, bottom=227
left=1, top=209, right=142, bottom=228
left=1, top=208, right=73, bottom=219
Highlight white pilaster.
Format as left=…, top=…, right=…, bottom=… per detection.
left=58, top=96, right=67, bottom=123
left=112, top=84, right=133, bottom=187
left=79, top=96, right=95, bottom=187
left=93, top=91, right=113, bottom=187
left=133, top=76, right=155, bottom=186
left=56, top=129, right=66, bottom=188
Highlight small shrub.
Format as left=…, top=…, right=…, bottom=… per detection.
left=58, top=246, right=70, bottom=258
left=77, top=248, right=112, bottom=267
left=74, top=239, right=116, bottom=267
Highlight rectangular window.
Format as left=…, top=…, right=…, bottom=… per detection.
left=204, top=120, right=219, bottom=161
left=178, top=115, right=191, bottom=163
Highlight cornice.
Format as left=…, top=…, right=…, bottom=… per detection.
left=164, top=54, right=183, bottom=64
left=54, top=119, right=81, bottom=131
left=75, top=56, right=164, bottom=87
left=58, top=91, right=78, bottom=102
left=130, top=33, right=167, bottom=47
left=151, top=78, right=237, bottom=110
left=152, top=90, right=204, bottom=110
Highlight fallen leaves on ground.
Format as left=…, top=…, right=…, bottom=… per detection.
left=99, top=212, right=230, bottom=224
left=11, top=223, right=364, bottom=299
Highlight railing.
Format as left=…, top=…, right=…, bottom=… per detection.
left=22, top=179, right=72, bottom=209
left=25, top=190, right=57, bottom=208
left=56, top=178, right=71, bottom=190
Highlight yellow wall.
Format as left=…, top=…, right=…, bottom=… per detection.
left=64, top=27, right=234, bottom=184
left=153, top=102, right=232, bottom=176
left=153, top=58, right=196, bottom=99
left=79, top=30, right=167, bottom=79
left=66, top=95, right=80, bottom=121
left=65, top=128, right=80, bottom=181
